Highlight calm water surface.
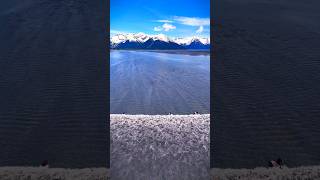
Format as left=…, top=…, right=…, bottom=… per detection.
left=110, top=50, right=210, bottom=114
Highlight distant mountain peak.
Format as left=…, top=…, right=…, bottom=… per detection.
left=110, top=33, right=210, bottom=50
left=152, top=34, right=171, bottom=42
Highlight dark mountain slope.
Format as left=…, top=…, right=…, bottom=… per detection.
left=144, top=39, right=184, bottom=50
left=186, top=39, right=210, bottom=49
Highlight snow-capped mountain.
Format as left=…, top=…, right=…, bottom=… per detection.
left=110, top=33, right=210, bottom=50
left=111, top=33, right=150, bottom=43
left=174, top=37, right=210, bottom=46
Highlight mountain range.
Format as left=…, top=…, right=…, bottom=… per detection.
left=110, top=33, right=210, bottom=50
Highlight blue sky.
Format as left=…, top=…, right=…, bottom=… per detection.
left=111, top=0, right=210, bottom=38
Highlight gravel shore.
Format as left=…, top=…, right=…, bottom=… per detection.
left=111, top=114, right=210, bottom=180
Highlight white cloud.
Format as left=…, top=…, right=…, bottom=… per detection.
left=154, top=26, right=163, bottom=31
left=156, top=20, right=174, bottom=23
left=162, top=23, right=176, bottom=31
left=153, top=16, right=209, bottom=34
left=196, top=26, right=204, bottom=33
left=174, top=16, right=210, bottom=26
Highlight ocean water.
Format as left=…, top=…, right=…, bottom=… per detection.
left=0, top=0, right=108, bottom=168
left=110, top=50, right=210, bottom=115
left=212, top=0, right=320, bottom=168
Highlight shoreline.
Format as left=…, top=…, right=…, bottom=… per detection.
left=110, top=113, right=210, bottom=115
left=110, top=49, right=210, bottom=56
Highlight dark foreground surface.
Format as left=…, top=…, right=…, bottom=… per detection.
left=0, top=167, right=109, bottom=180
left=211, top=166, right=320, bottom=180
left=212, top=0, right=320, bottom=168
left=0, top=0, right=108, bottom=167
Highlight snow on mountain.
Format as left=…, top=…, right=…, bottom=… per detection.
left=110, top=33, right=210, bottom=49
left=174, top=37, right=210, bottom=45
left=111, top=34, right=127, bottom=44
left=198, top=37, right=210, bottom=45
left=174, top=37, right=192, bottom=45
left=151, top=34, right=171, bottom=42
left=111, top=33, right=149, bottom=44
left=133, top=33, right=150, bottom=43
